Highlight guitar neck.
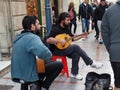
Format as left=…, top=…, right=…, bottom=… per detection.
left=72, top=33, right=86, bottom=41
left=72, top=33, right=84, bottom=38
left=65, top=37, right=72, bottom=42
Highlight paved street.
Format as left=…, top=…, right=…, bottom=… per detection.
left=0, top=21, right=114, bottom=90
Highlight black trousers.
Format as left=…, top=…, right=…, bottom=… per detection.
left=21, top=61, right=63, bottom=90
left=111, top=62, right=120, bottom=88
left=53, top=44, right=93, bottom=75
left=70, top=19, right=77, bottom=34
left=94, top=20, right=99, bottom=37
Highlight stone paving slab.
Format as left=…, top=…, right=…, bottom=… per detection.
left=0, top=61, right=10, bottom=78
left=0, top=84, right=13, bottom=90
left=0, top=61, right=10, bottom=71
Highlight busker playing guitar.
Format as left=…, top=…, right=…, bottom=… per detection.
left=55, top=33, right=86, bottom=50
left=47, top=12, right=103, bottom=80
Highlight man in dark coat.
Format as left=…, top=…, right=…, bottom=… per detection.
left=101, top=0, right=120, bottom=90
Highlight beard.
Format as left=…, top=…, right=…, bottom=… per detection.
left=63, top=22, right=70, bottom=28
left=34, top=25, right=41, bottom=35
left=34, top=29, right=41, bottom=35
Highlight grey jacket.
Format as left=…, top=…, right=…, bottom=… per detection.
left=101, top=0, right=120, bottom=62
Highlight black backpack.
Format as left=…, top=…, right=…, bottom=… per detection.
left=85, top=72, right=113, bottom=90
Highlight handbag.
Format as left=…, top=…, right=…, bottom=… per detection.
left=36, top=58, right=45, bottom=73
left=85, top=72, right=113, bottom=90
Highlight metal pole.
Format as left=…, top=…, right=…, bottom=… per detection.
left=0, top=52, right=1, bottom=61
left=0, top=41, right=2, bottom=61
left=45, top=0, right=52, bottom=36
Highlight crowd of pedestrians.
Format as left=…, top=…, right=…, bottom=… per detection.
left=68, top=0, right=113, bottom=44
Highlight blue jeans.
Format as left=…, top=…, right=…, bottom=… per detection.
left=81, top=18, right=90, bottom=33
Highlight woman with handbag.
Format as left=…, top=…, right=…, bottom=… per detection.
left=68, top=2, right=77, bottom=34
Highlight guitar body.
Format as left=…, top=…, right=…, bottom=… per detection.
left=36, top=58, right=45, bottom=73
left=55, top=34, right=72, bottom=50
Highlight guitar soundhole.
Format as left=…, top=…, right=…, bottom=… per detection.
left=62, top=45, right=65, bottom=47
left=65, top=37, right=68, bottom=41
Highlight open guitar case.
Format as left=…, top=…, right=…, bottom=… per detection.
left=85, top=72, right=113, bottom=90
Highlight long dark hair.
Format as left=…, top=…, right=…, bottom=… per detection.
left=68, top=2, right=74, bottom=11
left=56, top=12, right=70, bottom=24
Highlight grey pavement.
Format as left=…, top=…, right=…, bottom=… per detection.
left=0, top=21, right=114, bottom=90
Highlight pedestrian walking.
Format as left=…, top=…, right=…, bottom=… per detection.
left=78, top=0, right=93, bottom=38
left=94, top=0, right=108, bottom=44
left=101, top=1, right=120, bottom=90
left=68, top=2, right=77, bottom=34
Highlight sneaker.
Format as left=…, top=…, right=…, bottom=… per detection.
left=70, top=74, right=83, bottom=80
left=98, top=38, right=104, bottom=44
left=91, top=62, right=103, bottom=69
left=41, top=87, right=49, bottom=90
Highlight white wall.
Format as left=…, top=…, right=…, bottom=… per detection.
left=0, top=0, right=27, bottom=53
left=11, top=1, right=26, bottom=35
left=62, top=0, right=69, bottom=12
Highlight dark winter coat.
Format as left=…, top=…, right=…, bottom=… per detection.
left=101, top=0, right=120, bottom=62
left=94, top=4, right=108, bottom=21
left=78, top=3, right=93, bottom=20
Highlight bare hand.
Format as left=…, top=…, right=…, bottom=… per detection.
left=59, top=39, right=66, bottom=46
left=80, top=32, right=88, bottom=38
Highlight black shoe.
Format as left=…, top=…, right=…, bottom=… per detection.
left=95, top=35, right=99, bottom=40
left=41, top=87, right=49, bottom=90
left=94, top=35, right=97, bottom=37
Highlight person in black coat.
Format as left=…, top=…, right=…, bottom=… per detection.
left=93, top=0, right=108, bottom=44
left=78, top=0, right=93, bottom=38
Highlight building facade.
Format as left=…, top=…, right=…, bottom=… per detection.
left=0, top=0, right=117, bottom=54
left=0, top=0, right=84, bottom=55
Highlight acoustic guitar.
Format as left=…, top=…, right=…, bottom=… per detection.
left=36, top=58, right=45, bottom=73
left=55, top=33, right=86, bottom=50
